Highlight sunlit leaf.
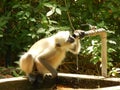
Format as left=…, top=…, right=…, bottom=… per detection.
left=0, top=34, right=3, bottom=37
left=17, top=11, right=24, bottom=16
left=108, top=40, right=116, bottom=45
left=46, top=9, right=55, bottom=16
left=44, top=3, right=53, bottom=8
left=56, top=8, right=61, bottom=15
left=12, top=4, right=20, bottom=8
left=30, top=18, right=36, bottom=22
left=108, top=48, right=116, bottom=53
left=87, top=46, right=94, bottom=53
left=25, top=12, right=30, bottom=17
left=37, top=28, right=46, bottom=34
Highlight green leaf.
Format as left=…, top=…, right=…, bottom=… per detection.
left=30, top=18, right=36, bottom=22
left=46, top=9, right=55, bottom=16
left=56, top=8, right=61, bottom=15
left=0, top=35, right=3, bottom=37
left=108, top=48, right=116, bottom=53
left=108, top=40, right=116, bottom=45
left=44, top=3, right=53, bottom=8
left=37, top=28, right=46, bottom=34
left=25, top=12, right=30, bottom=17
left=17, top=11, right=24, bottom=16
left=12, top=70, right=19, bottom=77
left=97, top=21, right=105, bottom=27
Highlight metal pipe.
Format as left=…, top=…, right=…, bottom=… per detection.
left=76, top=28, right=107, bottom=77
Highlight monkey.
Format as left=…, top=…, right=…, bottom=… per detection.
left=19, top=31, right=82, bottom=83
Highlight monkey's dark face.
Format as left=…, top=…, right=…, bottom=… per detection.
left=56, top=35, right=75, bottom=47
left=67, top=35, right=75, bottom=43
left=55, top=31, right=75, bottom=47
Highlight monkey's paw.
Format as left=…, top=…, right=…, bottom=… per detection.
left=43, top=75, right=58, bottom=88
left=73, top=30, right=85, bottom=38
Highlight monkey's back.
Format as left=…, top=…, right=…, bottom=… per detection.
left=27, top=37, right=54, bottom=57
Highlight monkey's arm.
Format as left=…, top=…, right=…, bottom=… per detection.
left=40, top=59, right=58, bottom=77
left=36, top=49, right=58, bottom=78
left=68, top=38, right=81, bottom=54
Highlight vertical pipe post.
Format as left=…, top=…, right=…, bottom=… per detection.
left=77, top=28, right=107, bottom=77
left=100, top=32, right=107, bottom=77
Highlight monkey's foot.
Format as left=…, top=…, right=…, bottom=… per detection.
left=36, top=73, right=44, bottom=84
left=28, top=73, right=37, bottom=84
left=43, top=75, right=58, bottom=88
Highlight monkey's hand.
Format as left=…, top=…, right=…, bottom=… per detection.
left=73, top=30, right=85, bottom=38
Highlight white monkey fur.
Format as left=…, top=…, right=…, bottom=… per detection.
left=19, top=31, right=81, bottom=75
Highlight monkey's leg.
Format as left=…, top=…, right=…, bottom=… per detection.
left=36, top=49, right=58, bottom=77
left=19, top=53, right=37, bottom=83
left=40, top=59, right=58, bottom=78
left=28, top=63, right=42, bottom=84
left=28, top=72, right=44, bottom=84
left=39, top=59, right=58, bottom=89
left=19, top=53, right=34, bottom=74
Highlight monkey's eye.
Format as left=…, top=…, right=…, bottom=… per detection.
left=67, top=36, right=75, bottom=43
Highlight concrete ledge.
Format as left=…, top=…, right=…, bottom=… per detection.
left=0, top=73, right=120, bottom=90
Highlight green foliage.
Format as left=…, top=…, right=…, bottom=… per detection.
left=109, top=67, right=120, bottom=77
left=82, top=37, right=101, bottom=64
left=0, top=0, right=120, bottom=75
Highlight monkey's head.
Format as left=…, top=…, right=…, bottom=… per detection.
left=55, top=31, right=75, bottom=47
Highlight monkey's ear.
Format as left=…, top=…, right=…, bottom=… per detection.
left=54, top=38, right=61, bottom=47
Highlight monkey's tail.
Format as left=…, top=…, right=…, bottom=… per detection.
left=19, top=53, right=34, bottom=75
